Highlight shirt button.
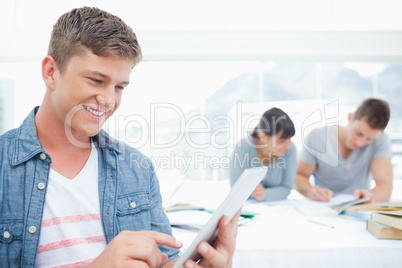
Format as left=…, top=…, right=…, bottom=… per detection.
left=40, top=153, right=46, bottom=160
left=130, top=202, right=137, bottom=209
left=28, top=226, right=37, bottom=234
left=37, top=182, right=45, bottom=190
left=3, top=231, right=10, bottom=239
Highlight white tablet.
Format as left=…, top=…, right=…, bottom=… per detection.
left=172, top=166, right=268, bottom=268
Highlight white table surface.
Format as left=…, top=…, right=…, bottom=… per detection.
left=171, top=192, right=402, bottom=268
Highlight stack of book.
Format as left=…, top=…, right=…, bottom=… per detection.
left=352, top=202, right=402, bottom=240
left=367, top=210, right=402, bottom=239
left=339, top=201, right=402, bottom=239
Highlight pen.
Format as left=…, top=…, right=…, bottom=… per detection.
left=312, top=173, right=324, bottom=189
left=307, top=219, right=334, bottom=229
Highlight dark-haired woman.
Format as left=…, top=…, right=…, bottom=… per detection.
left=229, top=108, right=297, bottom=201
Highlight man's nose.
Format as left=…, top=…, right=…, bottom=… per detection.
left=97, top=86, right=115, bottom=111
left=355, top=137, right=367, bottom=148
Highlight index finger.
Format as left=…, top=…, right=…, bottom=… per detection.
left=312, top=186, right=330, bottom=201
left=134, top=231, right=183, bottom=248
left=220, top=208, right=242, bottom=245
left=230, top=208, right=242, bottom=232
left=353, top=189, right=366, bottom=200
left=325, top=188, right=334, bottom=197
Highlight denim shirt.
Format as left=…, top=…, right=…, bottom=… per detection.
left=0, top=107, right=179, bottom=267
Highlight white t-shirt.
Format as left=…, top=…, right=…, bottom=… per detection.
left=36, top=145, right=106, bottom=268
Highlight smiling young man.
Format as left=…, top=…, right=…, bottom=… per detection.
left=295, top=98, right=393, bottom=203
left=0, top=7, right=239, bottom=268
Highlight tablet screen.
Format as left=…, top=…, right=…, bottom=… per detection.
left=172, top=166, right=268, bottom=268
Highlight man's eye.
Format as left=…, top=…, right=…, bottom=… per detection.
left=90, top=78, right=102, bottom=84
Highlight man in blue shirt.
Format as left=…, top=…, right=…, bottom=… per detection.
left=0, top=6, right=240, bottom=268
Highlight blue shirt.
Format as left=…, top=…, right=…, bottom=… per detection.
left=0, top=107, right=179, bottom=267
left=229, top=134, right=297, bottom=201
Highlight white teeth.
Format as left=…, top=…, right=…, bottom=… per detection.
left=83, top=106, right=105, bottom=116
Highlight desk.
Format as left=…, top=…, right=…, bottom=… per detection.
left=172, top=194, right=402, bottom=268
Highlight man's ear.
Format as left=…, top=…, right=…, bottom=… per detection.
left=348, top=112, right=354, bottom=122
left=41, top=56, right=58, bottom=91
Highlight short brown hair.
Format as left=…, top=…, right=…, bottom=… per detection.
left=353, top=98, right=390, bottom=130
left=48, top=6, right=142, bottom=73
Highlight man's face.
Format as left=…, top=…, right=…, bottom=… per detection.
left=345, top=117, right=382, bottom=150
left=51, top=50, right=132, bottom=138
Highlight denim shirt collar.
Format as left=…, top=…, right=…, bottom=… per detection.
left=12, top=106, right=122, bottom=166
left=92, top=129, right=123, bottom=155
left=12, top=107, right=44, bottom=166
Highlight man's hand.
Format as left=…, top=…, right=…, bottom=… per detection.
left=251, top=183, right=265, bottom=201
left=88, top=230, right=182, bottom=268
left=183, top=209, right=242, bottom=268
left=308, top=186, right=334, bottom=202
left=353, top=189, right=373, bottom=203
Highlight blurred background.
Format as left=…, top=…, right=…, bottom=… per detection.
left=1, top=0, right=401, bottom=185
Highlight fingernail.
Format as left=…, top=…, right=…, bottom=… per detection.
left=224, top=216, right=230, bottom=225
left=175, top=239, right=183, bottom=247
left=184, top=262, right=193, bottom=268
left=199, top=243, right=208, bottom=253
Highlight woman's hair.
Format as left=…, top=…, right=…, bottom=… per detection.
left=353, top=98, right=390, bottom=130
left=47, top=6, right=142, bottom=74
left=251, top=107, right=295, bottom=139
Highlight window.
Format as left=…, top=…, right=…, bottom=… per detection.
left=106, top=61, right=402, bottom=181
left=1, top=1, right=402, bottom=181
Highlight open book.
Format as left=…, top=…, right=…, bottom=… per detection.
left=162, top=180, right=205, bottom=212
left=167, top=209, right=250, bottom=231
left=160, top=179, right=231, bottom=212
left=340, top=201, right=402, bottom=211
left=294, top=194, right=365, bottom=216
left=330, top=197, right=371, bottom=211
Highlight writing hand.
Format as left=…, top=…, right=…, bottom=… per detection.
left=308, top=186, right=334, bottom=202
left=183, top=209, right=241, bottom=268
left=88, top=230, right=182, bottom=268
left=251, top=183, right=265, bottom=201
